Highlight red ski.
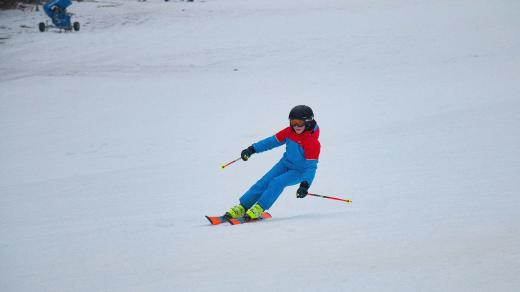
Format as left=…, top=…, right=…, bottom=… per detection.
left=228, top=212, right=272, bottom=225
left=205, top=214, right=230, bottom=225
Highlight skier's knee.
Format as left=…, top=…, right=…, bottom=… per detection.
left=269, top=177, right=287, bottom=189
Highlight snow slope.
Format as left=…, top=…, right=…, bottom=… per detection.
left=1, top=0, right=520, bottom=291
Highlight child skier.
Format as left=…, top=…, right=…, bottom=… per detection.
left=226, top=105, right=321, bottom=220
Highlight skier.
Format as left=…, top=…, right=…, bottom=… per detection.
left=226, top=105, right=321, bottom=220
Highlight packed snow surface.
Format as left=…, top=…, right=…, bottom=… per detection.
left=1, top=0, right=520, bottom=291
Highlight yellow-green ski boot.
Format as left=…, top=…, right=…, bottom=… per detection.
left=245, top=203, right=264, bottom=220
left=226, top=204, right=246, bottom=219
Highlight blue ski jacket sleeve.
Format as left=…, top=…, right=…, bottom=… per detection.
left=252, top=136, right=285, bottom=153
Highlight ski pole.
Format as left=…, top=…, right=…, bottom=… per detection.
left=308, top=193, right=352, bottom=203
left=221, top=157, right=242, bottom=169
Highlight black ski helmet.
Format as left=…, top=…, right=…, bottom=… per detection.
left=289, top=105, right=315, bottom=130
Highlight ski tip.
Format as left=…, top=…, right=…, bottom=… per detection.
left=228, top=218, right=241, bottom=225
left=205, top=215, right=214, bottom=224
left=205, top=216, right=222, bottom=225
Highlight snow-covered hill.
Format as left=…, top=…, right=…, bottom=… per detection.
left=1, top=1, right=519, bottom=291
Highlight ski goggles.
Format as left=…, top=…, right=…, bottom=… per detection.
left=290, top=119, right=306, bottom=127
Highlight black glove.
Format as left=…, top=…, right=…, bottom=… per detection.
left=241, top=146, right=256, bottom=161
left=296, top=181, right=310, bottom=198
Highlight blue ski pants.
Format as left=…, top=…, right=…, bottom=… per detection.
left=239, top=160, right=303, bottom=210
